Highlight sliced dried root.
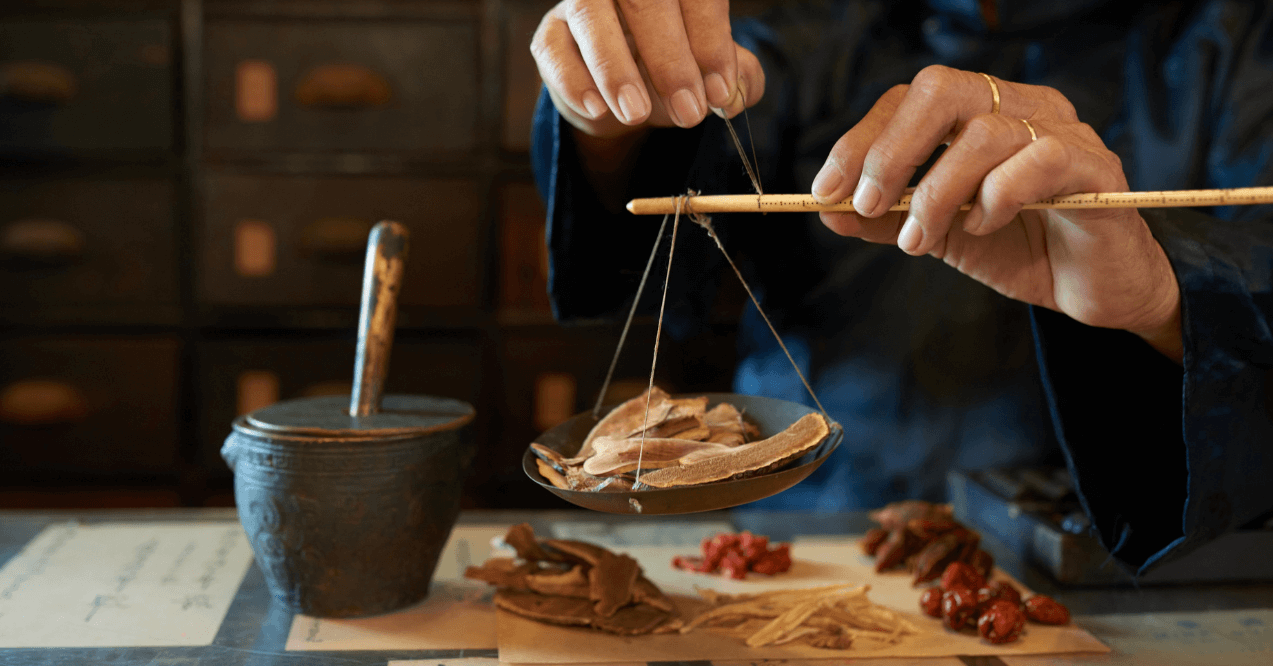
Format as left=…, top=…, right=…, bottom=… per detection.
left=682, top=583, right=916, bottom=650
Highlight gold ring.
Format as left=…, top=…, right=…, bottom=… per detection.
left=1021, top=118, right=1038, bottom=141
left=979, top=72, right=1000, bottom=114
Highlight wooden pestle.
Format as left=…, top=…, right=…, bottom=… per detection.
left=350, top=221, right=410, bottom=417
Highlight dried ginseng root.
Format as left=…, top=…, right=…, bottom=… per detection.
left=465, top=523, right=681, bottom=636
left=531, top=387, right=829, bottom=492
left=682, top=583, right=917, bottom=650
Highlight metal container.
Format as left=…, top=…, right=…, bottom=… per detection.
left=221, top=221, right=475, bottom=617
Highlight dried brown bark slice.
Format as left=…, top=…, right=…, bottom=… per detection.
left=589, top=551, right=639, bottom=617
left=638, top=413, right=830, bottom=488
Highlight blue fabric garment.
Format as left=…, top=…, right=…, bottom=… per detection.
left=531, top=0, right=1273, bottom=573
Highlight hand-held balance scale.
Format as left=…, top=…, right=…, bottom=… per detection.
left=527, top=111, right=1271, bottom=515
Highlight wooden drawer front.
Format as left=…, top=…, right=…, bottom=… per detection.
left=498, top=181, right=551, bottom=318
left=0, top=178, right=177, bottom=306
left=204, top=20, right=478, bottom=154
left=502, top=0, right=554, bottom=151
left=200, top=174, right=483, bottom=308
left=0, top=20, right=173, bottom=153
left=197, top=336, right=483, bottom=470
left=0, top=337, right=179, bottom=475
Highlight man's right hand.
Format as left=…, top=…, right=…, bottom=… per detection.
left=530, top=0, right=766, bottom=140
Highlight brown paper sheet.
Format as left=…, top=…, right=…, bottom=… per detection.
left=496, top=538, right=1110, bottom=663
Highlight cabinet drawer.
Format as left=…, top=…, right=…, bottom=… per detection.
left=196, top=336, right=483, bottom=471
left=0, top=19, right=173, bottom=154
left=501, top=0, right=553, bottom=151
left=0, top=178, right=178, bottom=309
left=498, top=181, right=551, bottom=319
left=0, top=336, right=179, bottom=475
left=204, top=20, right=478, bottom=154
left=199, top=174, right=484, bottom=309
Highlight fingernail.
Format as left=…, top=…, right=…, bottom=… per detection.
left=581, top=90, right=606, bottom=119
left=704, top=73, right=730, bottom=107
left=669, top=88, right=702, bottom=128
left=811, top=162, right=843, bottom=202
left=616, top=84, right=647, bottom=124
left=853, top=178, right=882, bottom=216
left=962, top=207, right=983, bottom=234
left=898, top=214, right=923, bottom=254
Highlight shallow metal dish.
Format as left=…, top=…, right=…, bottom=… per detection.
left=523, top=392, right=843, bottom=515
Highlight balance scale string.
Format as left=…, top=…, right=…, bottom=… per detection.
left=591, top=111, right=831, bottom=490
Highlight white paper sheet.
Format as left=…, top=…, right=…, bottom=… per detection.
left=285, top=524, right=508, bottom=651
left=0, top=521, right=253, bottom=648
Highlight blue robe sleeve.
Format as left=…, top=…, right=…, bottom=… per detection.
left=1033, top=1, right=1273, bottom=574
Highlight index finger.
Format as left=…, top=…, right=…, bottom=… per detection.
left=850, top=66, right=1076, bottom=217
left=567, top=0, right=652, bottom=124
left=617, top=0, right=707, bottom=128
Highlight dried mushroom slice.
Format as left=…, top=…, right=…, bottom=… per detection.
left=526, top=564, right=591, bottom=598
left=579, top=387, right=672, bottom=459
left=582, top=438, right=734, bottom=476
left=505, top=523, right=558, bottom=563
left=464, top=558, right=537, bottom=590
left=589, top=551, right=639, bottom=617
left=639, top=413, right=829, bottom=488
left=591, top=602, right=676, bottom=635
left=494, top=589, right=595, bottom=627
left=542, top=538, right=609, bottom=567
left=536, top=459, right=571, bottom=490
left=632, top=574, right=675, bottom=612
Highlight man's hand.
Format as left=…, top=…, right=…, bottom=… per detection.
left=530, top=0, right=766, bottom=140
left=812, top=65, right=1183, bottom=362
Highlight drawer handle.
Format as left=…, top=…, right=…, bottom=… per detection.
left=0, top=61, right=77, bottom=104
left=301, top=217, right=374, bottom=262
left=0, top=379, right=89, bottom=425
left=0, top=218, right=85, bottom=267
left=294, top=64, right=392, bottom=108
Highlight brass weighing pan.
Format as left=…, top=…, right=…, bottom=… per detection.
left=524, top=392, right=843, bottom=515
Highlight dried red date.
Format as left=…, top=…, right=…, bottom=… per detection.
left=940, top=561, right=986, bottom=592
left=861, top=527, right=889, bottom=556
left=978, top=599, right=1026, bottom=643
left=941, top=586, right=977, bottom=631
left=673, top=531, right=791, bottom=579
left=977, top=580, right=1022, bottom=609
left=968, top=549, right=995, bottom=580
left=1024, top=595, right=1071, bottom=625
left=919, top=587, right=943, bottom=618
left=874, top=529, right=912, bottom=573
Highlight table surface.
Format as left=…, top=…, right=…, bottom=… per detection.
left=1, top=507, right=1270, bottom=666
